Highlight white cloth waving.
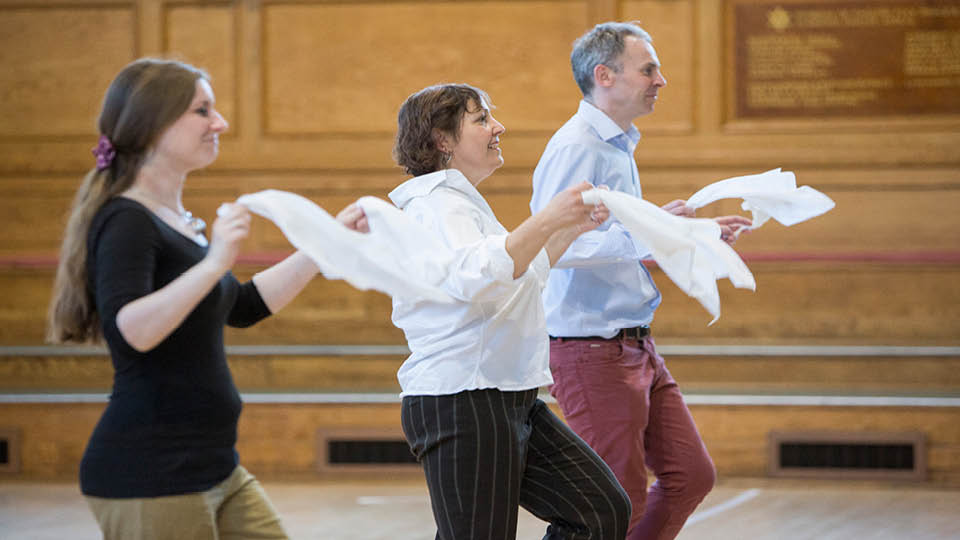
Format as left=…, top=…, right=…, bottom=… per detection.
left=237, top=189, right=456, bottom=304
left=581, top=189, right=755, bottom=324
left=686, top=168, right=835, bottom=229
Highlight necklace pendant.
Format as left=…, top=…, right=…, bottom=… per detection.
left=183, top=211, right=206, bottom=234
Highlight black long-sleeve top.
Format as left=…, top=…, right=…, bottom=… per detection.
left=79, top=197, right=270, bottom=498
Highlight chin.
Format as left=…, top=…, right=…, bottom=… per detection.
left=635, top=106, right=655, bottom=118
left=193, top=155, right=218, bottom=171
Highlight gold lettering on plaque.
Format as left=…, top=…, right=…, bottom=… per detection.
left=733, top=1, right=960, bottom=118
left=748, top=35, right=840, bottom=78
left=904, top=31, right=960, bottom=76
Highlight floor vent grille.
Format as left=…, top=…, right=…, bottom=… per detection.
left=327, top=439, right=417, bottom=465
left=769, top=431, right=924, bottom=481
left=317, top=429, right=419, bottom=474
left=0, top=428, right=20, bottom=473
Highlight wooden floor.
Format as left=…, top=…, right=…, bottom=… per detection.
left=2, top=477, right=958, bottom=539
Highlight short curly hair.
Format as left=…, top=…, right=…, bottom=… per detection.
left=393, top=83, right=492, bottom=177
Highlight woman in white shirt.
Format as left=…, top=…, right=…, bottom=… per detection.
left=390, top=83, right=631, bottom=540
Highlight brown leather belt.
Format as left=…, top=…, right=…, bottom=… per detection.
left=550, top=326, right=651, bottom=341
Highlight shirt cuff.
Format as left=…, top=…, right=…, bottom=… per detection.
left=484, top=233, right=516, bottom=282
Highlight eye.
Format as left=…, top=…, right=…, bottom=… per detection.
left=195, top=107, right=210, bottom=117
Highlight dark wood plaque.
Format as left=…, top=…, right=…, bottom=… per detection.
left=728, top=0, right=960, bottom=119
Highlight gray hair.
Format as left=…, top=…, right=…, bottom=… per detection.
left=571, top=22, right=652, bottom=97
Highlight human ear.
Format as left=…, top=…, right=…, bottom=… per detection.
left=593, top=64, right=615, bottom=88
left=432, top=128, right=454, bottom=154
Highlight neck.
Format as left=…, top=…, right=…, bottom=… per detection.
left=129, top=162, right=187, bottom=213
left=123, top=173, right=207, bottom=239
left=585, top=94, right=634, bottom=133
left=447, top=166, right=488, bottom=187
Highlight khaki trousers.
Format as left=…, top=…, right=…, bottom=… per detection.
left=85, top=465, right=288, bottom=540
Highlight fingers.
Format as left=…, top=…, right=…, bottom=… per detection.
left=590, top=202, right=609, bottom=224
left=354, top=216, right=370, bottom=233
left=719, top=223, right=749, bottom=245
left=215, top=204, right=251, bottom=237
left=570, top=181, right=595, bottom=192
left=715, top=215, right=752, bottom=227
left=662, top=199, right=684, bottom=211
left=336, top=202, right=370, bottom=233
left=662, top=199, right=696, bottom=217
left=715, top=215, right=751, bottom=245
left=718, top=225, right=734, bottom=245
left=206, top=203, right=252, bottom=271
left=566, top=181, right=598, bottom=205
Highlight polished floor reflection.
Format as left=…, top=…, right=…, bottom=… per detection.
left=2, top=477, right=958, bottom=539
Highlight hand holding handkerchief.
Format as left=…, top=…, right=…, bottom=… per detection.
left=582, top=189, right=755, bottom=324
left=237, top=189, right=457, bottom=303
left=686, top=168, right=835, bottom=229
left=580, top=169, right=833, bottom=322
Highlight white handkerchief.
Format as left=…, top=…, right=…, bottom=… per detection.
left=237, top=189, right=455, bottom=303
left=582, top=189, right=755, bottom=324
left=686, top=168, right=835, bottom=228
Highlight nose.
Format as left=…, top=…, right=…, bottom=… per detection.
left=492, top=117, right=505, bottom=136
left=656, top=71, right=667, bottom=88
left=211, top=110, right=229, bottom=133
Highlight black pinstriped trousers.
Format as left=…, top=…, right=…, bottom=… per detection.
left=401, top=388, right=631, bottom=540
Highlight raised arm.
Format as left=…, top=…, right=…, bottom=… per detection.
left=507, top=182, right=606, bottom=277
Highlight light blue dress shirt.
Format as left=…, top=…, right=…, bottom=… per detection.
left=531, top=100, right=661, bottom=338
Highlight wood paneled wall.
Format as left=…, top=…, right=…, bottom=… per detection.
left=4, top=401, right=959, bottom=484
left=1, top=0, right=958, bottom=347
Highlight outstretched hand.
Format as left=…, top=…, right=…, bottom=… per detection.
left=661, top=199, right=750, bottom=245
left=714, top=215, right=752, bottom=245
left=336, top=202, right=369, bottom=233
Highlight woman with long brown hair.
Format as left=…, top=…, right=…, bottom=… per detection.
left=48, top=58, right=366, bottom=539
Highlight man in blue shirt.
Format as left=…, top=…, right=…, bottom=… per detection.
left=531, top=22, right=750, bottom=540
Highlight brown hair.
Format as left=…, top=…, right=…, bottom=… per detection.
left=393, top=83, right=492, bottom=177
left=47, top=58, right=208, bottom=343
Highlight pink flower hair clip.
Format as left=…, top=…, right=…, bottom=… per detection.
left=92, top=134, right=116, bottom=170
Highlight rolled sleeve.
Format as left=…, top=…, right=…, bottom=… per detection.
left=407, top=196, right=519, bottom=303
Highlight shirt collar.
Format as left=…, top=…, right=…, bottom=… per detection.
left=577, top=100, right=642, bottom=150
left=389, top=169, right=493, bottom=214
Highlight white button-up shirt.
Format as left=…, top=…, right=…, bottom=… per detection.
left=388, top=169, right=553, bottom=397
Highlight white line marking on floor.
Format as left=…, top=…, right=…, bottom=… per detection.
left=356, top=495, right=428, bottom=505
left=686, top=488, right=762, bottom=526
